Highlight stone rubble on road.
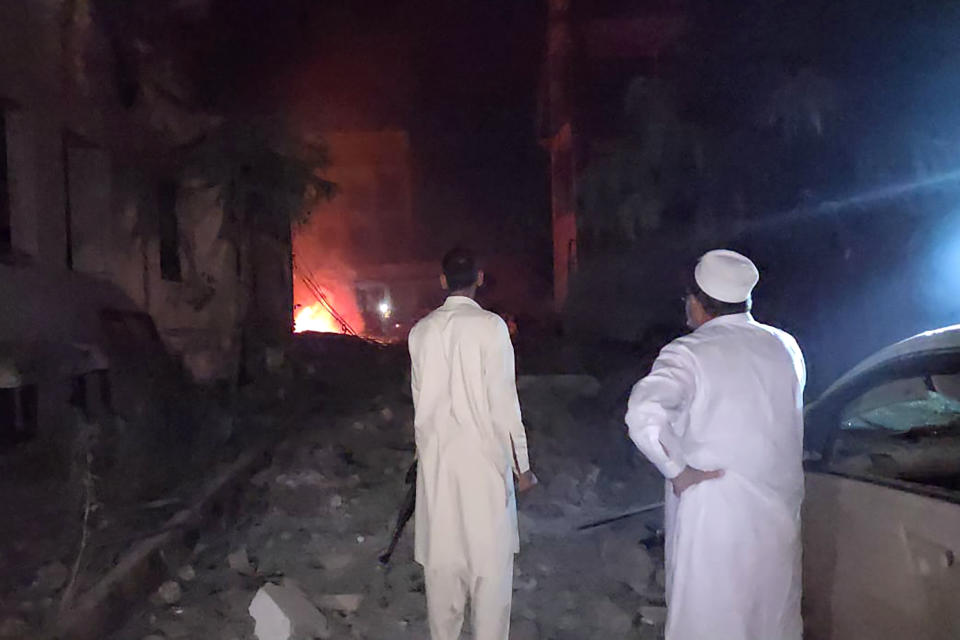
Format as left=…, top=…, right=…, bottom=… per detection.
left=249, top=582, right=330, bottom=640
left=108, top=376, right=668, bottom=640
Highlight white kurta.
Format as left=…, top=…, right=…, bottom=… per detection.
left=408, top=295, right=530, bottom=578
left=626, top=313, right=806, bottom=640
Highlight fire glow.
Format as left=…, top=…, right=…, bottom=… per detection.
left=293, top=275, right=366, bottom=336
left=294, top=302, right=344, bottom=334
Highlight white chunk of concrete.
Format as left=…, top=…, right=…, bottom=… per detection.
left=228, top=547, right=256, bottom=576
left=249, top=582, right=330, bottom=640
left=315, top=593, right=364, bottom=614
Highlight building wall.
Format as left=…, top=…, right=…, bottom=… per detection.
left=0, top=1, right=286, bottom=391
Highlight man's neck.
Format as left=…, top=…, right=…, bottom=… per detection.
left=449, top=288, right=476, bottom=299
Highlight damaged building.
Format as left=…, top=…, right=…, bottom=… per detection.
left=0, top=0, right=294, bottom=455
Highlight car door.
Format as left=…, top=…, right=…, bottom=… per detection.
left=802, top=355, right=960, bottom=640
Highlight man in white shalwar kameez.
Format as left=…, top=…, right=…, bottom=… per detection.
left=408, top=248, right=537, bottom=640
left=625, top=249, right=806, bottom=640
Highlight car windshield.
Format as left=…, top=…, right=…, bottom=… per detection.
left=832, top=370, right=960, bottom=492
left=840, top=373, right=960, bottom=432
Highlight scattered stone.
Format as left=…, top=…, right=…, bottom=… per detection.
left=228, top=547, right=256, bottom=576
left=640, top=605, right=668, bottom=626
left=329, top=494, right=343, bottom=509
left=318, top=552, right=353, bottom=571
left=0, top=616, right=29, bottom=638
left=515, top=576, right=538, bottom=592
left=280, top=531, right=293, bottom=542
left=142, top=635, right=165, bottom=640
left=156, top=618, right=190, bottom=638
left=250, top=469, right=273, bottom=486
left=178, top=565, right=196, bottom=582
left=315, top=593, right=364, bottom=614
left=275, top=469, right=327, bottom=489
left=34, top=561, right=69, bottom=593
left=511, top=618, right=540, bottom=640
left=654, top=568, right=667, bottom=590
left=548, top=473, right=582, bottom=505
left=594, top=598, right=633, bottom=634
left=156, top=580, right=182, bottom=605
left=356, top=535, right=365, bottom=544
left=380, top=407, right=394, bottom=422
left=601, top=538, right=654, bottom=595
left=249, top=582, right=331, bottom=640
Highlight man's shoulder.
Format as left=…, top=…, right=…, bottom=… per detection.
left=749, top=320, right=802, bottom=352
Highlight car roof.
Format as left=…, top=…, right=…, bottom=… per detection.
left=821, top=324, right=960, bottom=397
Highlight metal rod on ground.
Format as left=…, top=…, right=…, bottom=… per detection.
left=576, top=501, right=665, bottom=531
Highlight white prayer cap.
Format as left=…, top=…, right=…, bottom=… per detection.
left=694, top=249, right=759, bottom=303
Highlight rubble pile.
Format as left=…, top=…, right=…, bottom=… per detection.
left=109, top=374, right=668, bottom=640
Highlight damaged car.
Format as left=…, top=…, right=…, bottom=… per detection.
left=803, top=325, right=960, bottom=640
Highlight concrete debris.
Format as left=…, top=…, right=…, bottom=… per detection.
left=654, top=568, right=667, bottom=590
left=228, top=547, right=256, bottom=576
left=594, top=598, right=634, bottom=634
left=33, top=560, right=68, bottom=593
left=0, top=616, right=29, bottom=639
left=249, top=582, right=331, bottom=640
left=156, top=580, right=182, bottom=605
left=640, top=605, right=668, bottom=626
left=511, top=618, right=540, bottom=640
left=548, top=472, right=582, bottom=505
left=317, top=552, right=353, bottom=571
left=379, top=407, right=394, bottom=422
left=177, top=565, right=196, bottom=582
left=275, top=470, right=328, bottom=489
left=600, top=537, right=655, bottom=595
left=108, top=377, right=669, bottom=640
left=315, top=593, right=364, bottom=614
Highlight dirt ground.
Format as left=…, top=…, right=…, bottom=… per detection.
left=103, top=369, right=668, bottom=640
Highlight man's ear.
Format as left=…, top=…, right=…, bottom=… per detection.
left=476, top=270, right=485, bottom=288
left=440, top=274, right=449, bottom=290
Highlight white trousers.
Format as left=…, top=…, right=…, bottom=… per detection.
left=424, top=559, right=514, bottom=640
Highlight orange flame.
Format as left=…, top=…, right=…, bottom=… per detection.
left=293, top=277, right=365, bottom=335
left=294, top=303, right=344, bottom=334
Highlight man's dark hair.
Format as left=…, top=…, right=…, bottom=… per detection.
left=442, top=247, right=479, bottom=291
left=690, top=283, right=751, bottom=317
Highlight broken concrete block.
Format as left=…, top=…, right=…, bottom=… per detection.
left=640, top=605, right=668, bottom=626
left=315, top=593, right=364, bottom=614
left=33, top=561, right=68, bottom=593
left=547, top=473, right=582, bottom=505
left=600, top=538, right=654, bottom=595
left=156, top=580, right=182, bottom=605
left=511, top=618, right=540, bottom=640
left=654, top=568, right=667, bottom=590
left=0, top=616, right=29, bottom=638
left=228, top=547, right=256, bottom=576
left=594, top=598, right=633, bottom=634
left=249, top=582, right=330, bottom=640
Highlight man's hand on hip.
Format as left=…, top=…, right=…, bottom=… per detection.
left=671, top=466, right=724, bottom=497
left=516, top=470, right=539, bottom=494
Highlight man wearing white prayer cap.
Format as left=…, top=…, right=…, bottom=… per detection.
left=624, top=249, right=806, bottom=640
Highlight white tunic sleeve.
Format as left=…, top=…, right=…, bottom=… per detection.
left=484, top=318, right=530, bottom=474
left=625, top=342, right=695, bottom=479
